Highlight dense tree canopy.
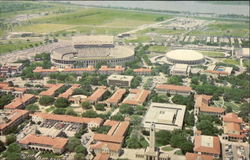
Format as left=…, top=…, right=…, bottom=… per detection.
left=39, top=96, right=55, bottom=106
left=54, top=97, right=70, bottom=108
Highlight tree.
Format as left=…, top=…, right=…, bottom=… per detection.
left=54, top=97, right=70, bottom=108
left=196, top=120, right=219, bottom=136
left=0, top=140, right=6, bottom=152
left=170, top=134, right=186, bottom=148
left=180, top=141, right=193, bottom=154
left=119, top=104, right=134, bottom=115
left=74, top=153, right=85, bottom=160
left=6, top=134, right=16, bottom=145
left=66, top=137, right=81, bottom=152
left=65, top=108, right=77, bottom=116
left=0, top=93, right=14, bottom=109
left=167, top=76, right=183, bottom=85
left=110, top=112, right=124, bottom=121
left=81, top=101, right=91, bottom=109
left=239, top=103, right=250, bottom=122
left=3, top=143, right=21, bottom=160
left=156, top=130, right=172, bottom=146
left=126, top=136, right=142, bottom=148
left=184, top=111, right=195, bottom=126
left=25, top=104, right=39, bottom=112
left=82, top=110, right=98, bottom=118
left=131, top=76, right=142, bottom=88
left=75, top=145, right=87, bottom=154
left=39, top=96, right=55, bottom=106
left=53, top=108, right=66, bottom=115
left=225, top=105, right=233, bottom=113
left=172, top=95, right=194, bottom=110
left=95, top=104, right=105, bottom=111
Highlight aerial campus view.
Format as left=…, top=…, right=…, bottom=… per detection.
left=0, top=1, right=249, bottom=160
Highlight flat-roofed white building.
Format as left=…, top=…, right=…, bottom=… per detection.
left=107, top=75, right=134, bottom=87
left=143, top=103, right=186, bottom=131
left=236, top=48, right=250, bottom=58
left=170, top=64, right=191, bottom=76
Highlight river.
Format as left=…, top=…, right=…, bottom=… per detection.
left=70, top=1, right=249, bottom=16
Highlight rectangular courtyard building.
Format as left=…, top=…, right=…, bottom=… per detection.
left=143, top=102, right=186, bottom=131
left=19, top=134, right=68, bottom=154
left=155, top=84, right=192, bottom=96
left=107, top=75, right=134, bottom=88
left=170, top=64, right=190, bottom=76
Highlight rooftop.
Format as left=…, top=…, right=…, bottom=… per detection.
left=185, top=152, right=214, bottom=160
left=72, top=35, right=114, bottom=45
left=122, top=89, right=150, bottom=106
left=0, top=109, right=29, bottom=130
left=4, top=94, right=35, bottom=109
left=194, top=135, right=220, bottom=155
left=223, top=113, right=243, bottom=124
left=39, top=84, right=64, bottom=96
left=99, top=65, right=125, bottom=72
left=93, top=153, right=110, bottom=160
left=32, top=112, right=103, bottom=125
left=87, top=86, right=107, bottom=102
left=133, top=68, right=152, bottom=72
left=34, top=66, right=95, bottom=73
left=105, top=88, right=126, bottom=104
left=166, top=50, right=204, bottom=61
left=58, top=84, right=80, bottom=99
left=19, top=134, right=68, bottom=149
left=143, top=102, right=186, bottom=130
left=156, top=84, right=192, bottom=92
left=107, top=74, right=134, bottom=81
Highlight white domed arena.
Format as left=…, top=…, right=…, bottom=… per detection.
left=165, top=49, right=205, bottom=65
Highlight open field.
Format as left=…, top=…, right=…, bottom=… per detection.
left=148, top=45, right=170, bottom=53
left=188, top=21, right=249, bottom=37
left=222, top=59, right=240, bottom=65
left=125, top=36, right=151, bottom=43
left=137, top=28, right=186, bottom=35
left=199, top=50, right=225, bottom=57
left=0, top=40, right=42, bottom=55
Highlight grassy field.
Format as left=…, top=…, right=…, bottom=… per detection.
left=0, top=40, right=42, bottom=54
left=10, top=7, right=172, bottom=35
left=162, top=146, right=174, bottom=151
left=138, top=28, right=185, bottom=35
left=200, top=50, right=225, bottom=57
left=222, top=59, right=240, bottom=65
left=148, top=45, right=170, bottom=53
left=243, top=59, right=250, bottom=67
left=125, top=36, right=151, bottom=43
left=189, top=21, right=249, bottom=37
left=224, top=101, right=240, bottom=112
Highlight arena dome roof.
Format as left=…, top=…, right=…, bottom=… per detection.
left=165, top=49, right=205, bottom=65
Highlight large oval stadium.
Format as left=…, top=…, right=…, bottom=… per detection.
left=165, top=49, right=205, bottom=65
left=51, top=36, right=135, bottom=67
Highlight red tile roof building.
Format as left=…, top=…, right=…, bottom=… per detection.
left=122, top=89, right=150, bottom=106
left=19, top=134, right=68, bottom=153
left=98, top=66, right=125, bottom=75
left=32, top=112, right=103, bottom=128
left=155, top=84, right=192, bottom=96
left=4, top=94, right=36, bottom=109
left=105, top=88, right=126, bottom=106
left=33, top=66, right=95, bottom=75
left=39, top=83, right=64, bottom=96
left=58, top=84, right=80, bottom=99
left=87, top=86, right=107, bottom=103
left=194, top=94, right=225, bottom=116
left=93, top=153, right=110, bottom=160
left=0, top=82, right=27, bottom=95
left=194, top=135, right=221, bottom=158
left=185, top=152, right=214, bottom=160
left=90, top=120, right=130, bottom=158
left=222, top=113, right=246, bottom=142
left=0, top=63, right=24, bottom=77
left=133, top=68, right=152, bottom=75
left=0, top=109, right=29, bottom=135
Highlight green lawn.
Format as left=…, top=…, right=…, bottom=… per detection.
left=0, top=41, right=42, bottom=54
left=162, top=146, right=174, bottom=151
left=224, top=102, right=240, bottom=112
left=200, top=51, right=225, bottom=57
left=125, top=36, right=151, bottom=43
left=148, top=46, right=170, bottom=53
left=189, top=21, right=249, bottom=37
left=138, top=28, right=185, bottom=35
left=174, top=150, right=184, bottom=155
left=243, top=59, right=250, bottom=67
left=222, top=59, right=240, bottom=65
